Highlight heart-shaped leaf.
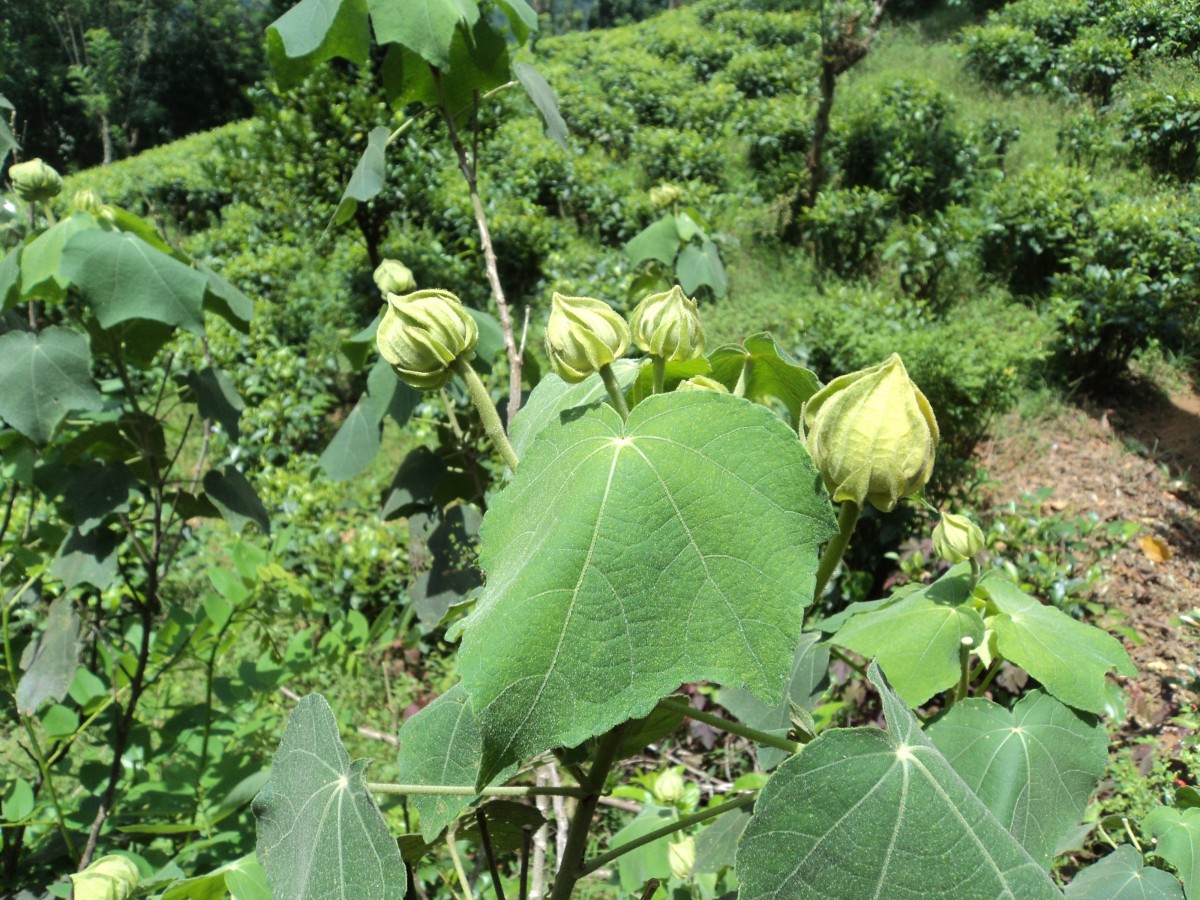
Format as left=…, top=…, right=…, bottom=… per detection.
left=254, top=694, right=405, bottom=899
left=626, top=215, right=680, bottom=267
left=267, top=0, right=369, bottom=89
left=979, top=573, right=1136, bottom=714
left=1144, top=807, right=1200, bottom=899
left=369, top=0, right=478, bottom=69
left=707, top=333, right=821, bottom=425
left=736, top=662, right=1061, bottom=899
left=457, top=390, right=837, bottom=783
left=507, top=360, right=639, bottom=459
left=1065, top=846, right=1183, bottom=899
left=927, top=690, right=1108, bottom=867
left=677, top=239, right=728, bottom=298
left=0, top=326, right=103, bottom=444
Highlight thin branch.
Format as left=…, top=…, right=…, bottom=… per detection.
left=475, top=808, right=507, bottom=900
left=657, top=697, right=800, bottom=754
left=368, top=783, right=587, bottom=799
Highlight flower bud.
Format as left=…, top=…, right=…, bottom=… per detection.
left=377, top=289, right=478, bottom=390
left=373, top=258, right=416, bottom=295
left=933, top=512, right=984, bottom=564
left=802, top=353, right=939, bottom=512
left=70, top=854, right=140, bottom=900
left=71, top=189, right=104, bottom=216
left=677, top=375, right=728, bottom=394
left=652, top=769, right=685, bottom=805
left=649, top=182, right=682, bottom=209
left=629, top=285, right=705, bottom=362
left=544, top=292, right=630, bottom=384
left=668, top=837, right=696, bottom=881
left=9, top=158, right=63, bottom=203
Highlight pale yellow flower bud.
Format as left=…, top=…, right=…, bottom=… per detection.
left=933, top=512, right=984, bottom=564
left=649, top=182, right=682, bottom=209
left=71, top=189, right=104, bottom=216
left=629, top=285, right=705, bottom=362
left=677, top=375, right=728, bottom=393
left=544, top=292, right=630, bottom=384
left=373, top=259, right=416, bottom=295
left=377, top=289, right=478, bottom=390
left=652, top=769, right=686, bottom=805
left=70, top=854, right=140, bottom=900
left=9, top=158, right=63, bottom=203
left=669, top=837, right=696, bottom=881
left=803, top=354, right=939, bottom=512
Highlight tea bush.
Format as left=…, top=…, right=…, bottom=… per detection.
left=991, top=0, right=1107, bottom=47
left=1109, top=0, right=1200, bottom=57
left=717, top=47, right=812, bottom=100
left=797, top=186, right=896, bottom=277
left=1058, top=26, right=1133, bottom=105
left=632, top=126, right=728, bottom=187
left=1117, top=86, right=1200, bottom=179
left=960, top=24, right=1052, bottom=91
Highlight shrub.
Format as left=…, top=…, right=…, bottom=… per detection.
left=594, top=46, right=698, bottom=127
left=991, top=0, right=1108, bottom=47
left=837, top=80, right=980, bottom=216
left=1108, top=0, right=1200, bottom=57
left=632, top=126, right=727, bottom=186
left=798, top=187, right=896, bottom=277
left=1057, top=26, right=1132, bottom=104
left=960, top=24, right=1053, bottom=91
left=640, top=17, right=749, bottom=77
left=1057, top=108, right=1123, bottom=168
left=717, top=47, right=811, bottom=100
left=879, top=209, right=975, bottom=311
left=977, top=165, right=1096, bottom=295
left=1118, top=87, right=1200, bottom=179
left=709, top=8, right=819, bottom=48
left=739, top=95, right=814, bottom=175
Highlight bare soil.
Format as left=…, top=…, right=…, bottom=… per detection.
left=976, top=379, right=1200, bottom=760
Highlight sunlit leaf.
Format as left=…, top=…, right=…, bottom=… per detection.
left=203, top=467, right=270, bottom=533
left=267, top=0, right=370, bottom=89
left=255, top=694, right=405, bottom=899
left=514, top=62, right=568, bottom=152
left=507, top=359, right=638, bottom=459
left=1065, top=846, right=1183, bottom=899
left=707, top=333, right=822, bottom=425
left=0, top=326, right=102, bottom=444
left=1144, top=807, right=1200, bottom=899
left=333, top=126, right=390, bottom=227
left=677, top=239, right=728, bottom=298
left=368, top=0, right=478, bottom=69
left=626, top=214, right=680, bottom=268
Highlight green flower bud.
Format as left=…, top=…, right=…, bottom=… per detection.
left=802, top=353, right=939, bottom=512
left=377, top=289, right=478, bottom=390
left=668, top=837, right=696, bottom=881
left=544, top=292, right=630, bottom=384
left=373, top=258, right=416, bottom=295
left=677, top=375, right=728, bottom=393
left=652, top=769, right=685, bottom=805
left=72, top=189, right=104, bottom=216
left=629, top=285, right=705, bottom=362
left=933, top=512, right=984, bottom=564
left=9, top=158, right=63, bottom=203
left=649, top=182, right=682, bottom=209
left=70, top=854, right=140, bottom=900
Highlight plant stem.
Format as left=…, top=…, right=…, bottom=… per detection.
left=580, top=793, right=757, bottom=877
left=453, top=358, right=520, bottom=473
left=974, top=658, right=1002, bottom=697
left=475, top=808, right=507, bottom=900
left=598, top=364, right=629, bottom=420
left=368, top=783, right=588, bottom=798
left=548, top=726, right=626, bottom=900
left=812, top=501, right=861, bottom=603
left=954, top=640, right=972, bottom=705
left=652, top=357, right=666, bottom=394
left=446, top=827, right=474, bottom=898
left=657, top=696, right=800, bottom=754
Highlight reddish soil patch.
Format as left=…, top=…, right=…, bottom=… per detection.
left=976, top=386, right=1200, bottom=756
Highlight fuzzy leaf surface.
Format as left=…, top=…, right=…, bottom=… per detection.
left=736, top=662, right=1061, bottom=899
left=267, top=0, right=369, bottom=88
left=1065, top=846, right=1183, bottom=899
left=457, top=391, right=837, bottom=783
left=369, top=0, right=477, bottom=69
left=927, top=690, right=1108, bottom=867
left=507, top=360, right=638, bottom=459
left=1144, top=807, right=1200, bottom=899
left=254, top=694, right=406, bottom=899
left=0, top=326, right=103, bottom=444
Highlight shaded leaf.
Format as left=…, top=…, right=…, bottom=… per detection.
left=396, top=684, right=516, bottom=842
left=927, top=690, right=1108, bottom=867
left=319, top=394, right=381, bottom=482
left=628, top=356, right=711, bottom=408
left=254, top=694, right=406, bottom=899
left=203, top=467, right=270, bottom=533
left=366, top=356, right=418, bottom=428
left=65, top=460, right=134, bottom=533
left=334, top=126, right=390, bottom=227
left=1144, top=807, right=1200, bottom=899
left=466, top=306, right=504, bottom=374
left=383, top=447, right=447, bottom=520
left=736, top=662, right=1061, bottom=899
left=457, top=391, right=838, bottom=783
left=626, top=215, right=680, bottom=268
left=0, top=246, right=19, bottom=311
left=980, top=573, right=1136, bottom=715
left=16, top=595, right=80, bottom=715
left=0, top=326, right=103, bottom=444
left=610, top=803, right=677, bottom=893
left=458, top=800, right=545, bottom=854
left=0, top=93, right=17, bottom=168
left=677, top=239, right=728, bottom=298
left=694, top=807, right=751, bottom=874
left=368, top=0, right=478, bottom=69
left=514, top=62, right=568, bottom=152
left=198, top=263, right=255, bottom=333
left=494, top=0, right=537, bottom=42
left=19, top=213, right=96, bottom=304
left=51, top=526, right=120, bottom=591
left=707, top=333, right=822, bottom=425
left=342, top=313, right=381, bottom=370
left=267, top=0, right=370, bottom=89
left=1065, top=846, right=1183, bottom=899
left=408, top=503, right=482, bottom=627
left=188, top=367, right=245, bottom=437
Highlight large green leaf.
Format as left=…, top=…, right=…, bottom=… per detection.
left=51, top=526, right=120, bottom=591
left=926, top=690, right=1108, bottom=868
left=65, top=460, right=135, bottom=533
left=18, top=213, right=97, bottom=304
left=507, top=360, right=638, bottom=459
left=333, top=126, right=390, bottom=227
left=1144, top=807, right=1200, bottom=899
left=203, top=467, right=270, bottom=533
left=626, top=215, right=680, bottom=268
left=514, top=62, right=568, bottom=152
left=0, top=326, right=103, bottom=444
left=715, top=631, right=829, bottom=769
left=1065, top=846, right=1184, bottom=899
left=61, top=229, right=207, bottom=335
left=736, top=662, right=1061, bottom=899
left=694, top=806, right=751, bottom=874
left=381, top=19, right=509, bottom=122
left=0, top=93, right=17, bottom=168
left=408, top=504, right=482, bottom=627
left=16, top=596, right=80, bottom=715
left=254, top=694, right=406, bottom=899
left=609, top=804, right=677, bottom=892
left=677, top=239, right=728, bottom=299
left=369, top=0, right=478, bottom=69
left=267, top=0, right=370, bottom=89
left=0, top=246, right=19, bottom=310
left=456, top=391, right=838, bottom=783
left=707, top=333, right=822, bottom=425
left=319, top=394, right=382, bottom=482
left=198, top=263, right=255, bottom=333
left=396, top=683, right=515, bottom=841
left=832, top=565, right=984, bottom=708
left=980, top=573, right=1136, bottom=715
left=494, top=0, right=537, bottom=42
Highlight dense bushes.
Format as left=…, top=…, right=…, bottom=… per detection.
left=1118, top=87, right=1200, bottom=179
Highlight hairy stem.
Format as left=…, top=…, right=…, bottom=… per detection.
left=599, top=364, right=630, bottom=420
left=652, top=357, right=666, bottom=394
left=453, top=359, right=520, bottom=472
left=811, top=501, right=861, bottom=604
left=368, top=783, right=587, bottom=798
left=658, top=696, right=800, bottom=754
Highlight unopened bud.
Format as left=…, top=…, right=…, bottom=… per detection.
left=544, top=292, right=630, bottom=384
left=9, top=158, right=63, bottom=203
left=70, top=854, right=140, bottom=900
left=71, top=189, right=104, bottom=216
left=629, top=285, right=705, bottom=362
left=933, top=512, right=984, bottom=564
left=677, top=375, right=728, bottom=393
left=376, top=289, right=478, bottom=390
left=649, top=183, right=682, bottom=209
left=373, top=259, right=416, bottom=295
left=668, top=837, right=696, bottom=880
left=652, top=769, right=685, bottom=805
left=803, top=354, right=939, bottom=512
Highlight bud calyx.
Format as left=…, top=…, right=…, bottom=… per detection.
left=933, top=512, right=984, bottom=563
left=10, top=158, right=63, bottom=203
left=376, top=289, right=478, bottom=390
left=544, top=292, right=630, bottom=384
left=629, top=285, right=705, bottom=362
